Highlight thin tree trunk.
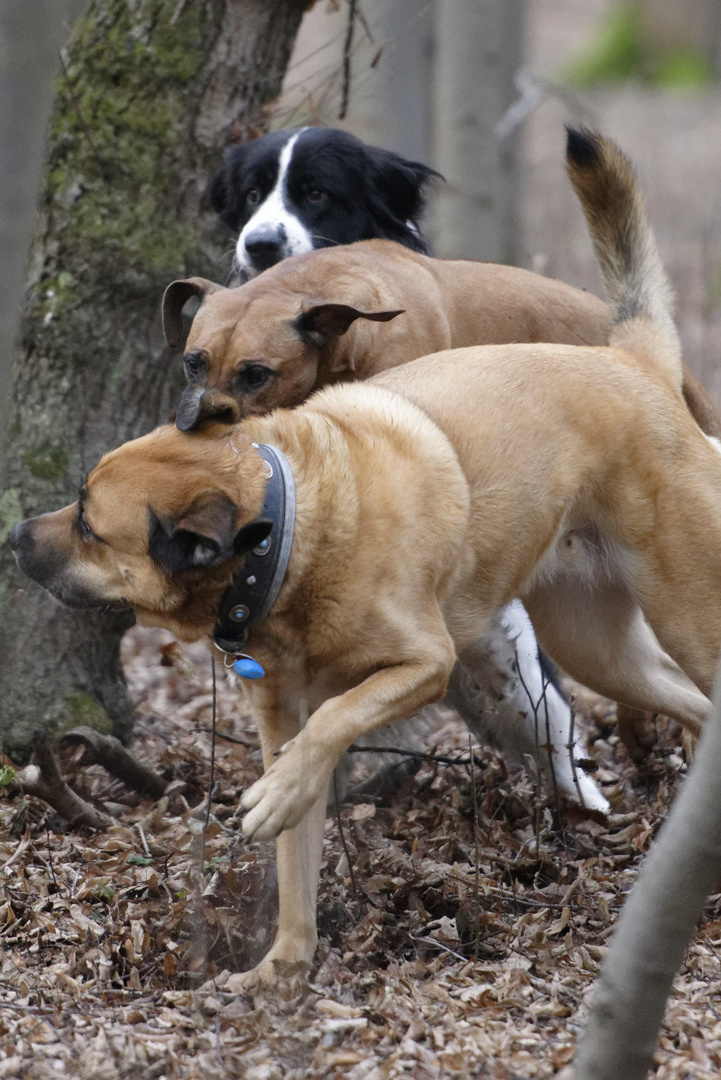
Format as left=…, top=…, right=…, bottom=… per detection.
left=0, top=0, right=86, bottom=456
left=572, top=667, right=721, bottom=1080
left=0, top=0, right=308, bottom=760
left=433, top=0, right=526, bottom=263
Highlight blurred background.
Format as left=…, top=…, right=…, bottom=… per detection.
left=273, top=0, right=721, bottom=407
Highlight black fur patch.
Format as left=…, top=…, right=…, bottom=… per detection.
left=565, top=126, right=601, bottom=170
left=209, top=127, right=442, bottom=255
left=148, top=510, right=223, bottom=574
left=148, top=492, right=239, bottom=574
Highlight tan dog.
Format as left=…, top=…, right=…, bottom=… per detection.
left=165, top=160, right=721, bottom=769
left=11, top=132, right=721, bottom=988
left=163, top=221, right=720, bottom=442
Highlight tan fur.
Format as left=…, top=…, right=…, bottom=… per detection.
left=14, top=347, right=721, bottom=981
left=13, top=133, right=721, bottom=985
left=165, top=234, right=719, bottom=439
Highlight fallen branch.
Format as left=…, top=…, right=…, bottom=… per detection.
left=59, top=725, right=167, bottom=800
left=17, top=730, right=112, bottom=829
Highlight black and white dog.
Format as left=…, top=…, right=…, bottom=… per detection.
left=208, top=127, right=608, bottom=812
left=210, top=126, right=439, bottom=279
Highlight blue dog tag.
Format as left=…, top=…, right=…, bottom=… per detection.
left=232, top=656, right=265, bottom=679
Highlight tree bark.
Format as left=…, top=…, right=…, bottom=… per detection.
left=572, top=666, right=721, bottom=1080
left=0, top=0, right=87, bottom=458
left=0, top=0, right=308, bottom=761
left=433, top=0, right=526, bottom=263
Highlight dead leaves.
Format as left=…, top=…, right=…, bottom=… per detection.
left=0, top=626, right=720, bottom=1078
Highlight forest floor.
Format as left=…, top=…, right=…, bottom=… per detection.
left=1, top=627, right=720, bottom=1080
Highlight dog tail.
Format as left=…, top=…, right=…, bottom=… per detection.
left=565, top=126, right=682, bottom=391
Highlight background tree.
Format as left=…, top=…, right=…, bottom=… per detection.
left=0, top=0, right=86, bottom=449
left=433, top=0, right=526, bottom=262
left=571, top=667, right=721, bottom=1080
left=277, top=0, right=527, bottom=262
left=0, top=0, right=309, bottom=759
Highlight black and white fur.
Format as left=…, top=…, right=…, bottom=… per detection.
left=209, top=126, right=438, bottom=279
left=210, top=127, right=608, bottom=812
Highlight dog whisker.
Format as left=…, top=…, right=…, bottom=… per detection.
left=308, top=234, right=342, bottom=246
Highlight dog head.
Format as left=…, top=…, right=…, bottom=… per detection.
left=9, top=424, right=271, bottom=642
left=162, top=262, right=403, bottom=426
left=209, top=127, right=440, bottom=278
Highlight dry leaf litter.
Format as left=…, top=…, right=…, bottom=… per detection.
left=0, top=625, right=719, bottom=1080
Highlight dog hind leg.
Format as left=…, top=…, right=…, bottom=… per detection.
left=523, top=579, right=711, bottom=735
left=450, top=600, right=609, bottom=812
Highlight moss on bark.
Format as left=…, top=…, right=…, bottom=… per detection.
left=0, top=0, right=308, bottom=761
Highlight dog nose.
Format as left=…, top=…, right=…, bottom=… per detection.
left=244, top=225, right=287, bottom=272
left=8, top=520, right=29, bottom=552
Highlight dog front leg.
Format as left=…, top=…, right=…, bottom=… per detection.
left=241, top=644, right=454, bottom=841
left=227, top=785, right=327, bottom=990
left=227, top=698, right=327, bottom=988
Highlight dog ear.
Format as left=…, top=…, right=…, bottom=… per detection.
left=374, top=154, right=441, bottom=216
left=162, top=278, right=226, bottom=349
left=176, top=387, right=241, bottom=432
left=148, top=492, right=239, bottom=573
left=294, top=303, right=405, bottom=349
left=208, top=144, right=251, bottom=229
left=234, top=517, right=273, bottom=557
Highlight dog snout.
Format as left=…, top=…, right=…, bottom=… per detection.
left=8, top=519, right=32, bottom=557
left=9, top=513, right=71, bottom=586
left=244, top=224, right=288, bottom=272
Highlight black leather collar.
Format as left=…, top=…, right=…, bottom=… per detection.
left=213, top=443, right=295, bottom=655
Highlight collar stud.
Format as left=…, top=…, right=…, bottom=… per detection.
left=228, top=604, right=250, bottom=622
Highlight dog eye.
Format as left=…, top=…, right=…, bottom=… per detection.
left=240, top=365, right=271, bottom=389
left=77, top=511, right=101, bottom=543
left=184, top=350, right=205, bottom=379
left=246, top=188, right=261, bottom=207
left=304, top=188, right=325, bottom=205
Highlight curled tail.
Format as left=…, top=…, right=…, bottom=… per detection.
left=565, top=126, right=682, bottom=392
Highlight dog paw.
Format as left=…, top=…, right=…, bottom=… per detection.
left=240, top=738, right=328, bottom=840
left=225, top=957, right=310, bottom=993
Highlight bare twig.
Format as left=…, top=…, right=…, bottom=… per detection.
left=469, top=736, right=481, bottom=960
left=568, top=692, right=585, bottom=808
left=338, top=0, right=358, bottom=120
left=196, top=728, right=257, bottom=749
left=333, top=771, right=358, bottom=899
left=45, top=825, right=60, bottom=893
left=204, top=655, right=218, bottom=845
left=514, top=647, right=543, bottom=859
left=348, top=745, right=485, bottom=768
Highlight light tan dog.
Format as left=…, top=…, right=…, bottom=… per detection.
left=11, top=132, right=721, bottom=987
left=165, top=153, right=721, bottom=771
left=163, top=214, right=720, bottom=442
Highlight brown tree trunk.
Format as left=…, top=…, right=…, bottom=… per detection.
left=0, top=0, right=308, bottom=760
